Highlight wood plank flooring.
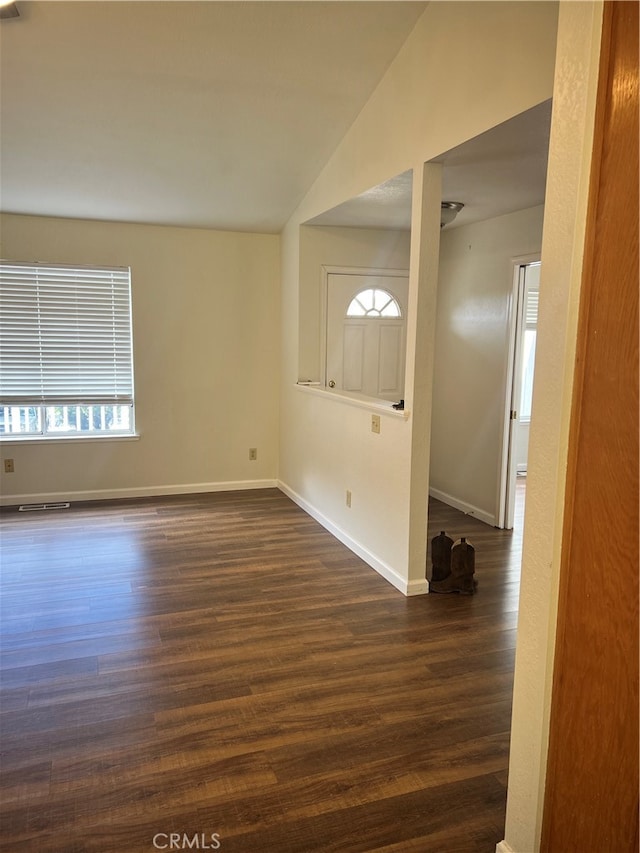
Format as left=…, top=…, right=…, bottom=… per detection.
left=0, top=486, right=524, bottom=852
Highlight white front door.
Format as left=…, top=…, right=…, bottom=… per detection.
left=326, top=272, right=409, bottom=401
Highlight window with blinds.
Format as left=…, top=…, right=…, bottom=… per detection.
left=0, top=261, right=135, bottom=438
left=520, top=279, right=539, bottom=422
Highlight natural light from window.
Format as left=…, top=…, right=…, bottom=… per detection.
left=0, top=261, right=135, bottom=439
left=519, top=281, right=539, bottom=422
left=346, top=288, right=401, bottom=318
left=0, top=404, right=132, bottom=437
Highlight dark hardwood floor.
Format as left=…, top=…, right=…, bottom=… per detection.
left=0, top=485, right=525, bottom=852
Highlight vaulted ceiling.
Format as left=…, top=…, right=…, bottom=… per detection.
left=1, top=2, right=551, bottom=236
left=0, top=1, right=427, bottom=233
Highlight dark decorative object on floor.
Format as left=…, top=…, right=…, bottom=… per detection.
left=430, top=530, right=453, bottom=581
left=430, top=535, right=477, bottom=595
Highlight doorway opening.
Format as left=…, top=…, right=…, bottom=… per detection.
left=499, top=258, right=540, bottom=529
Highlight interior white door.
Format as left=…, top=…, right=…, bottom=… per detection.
left=326, top=272, right=409, bottom=401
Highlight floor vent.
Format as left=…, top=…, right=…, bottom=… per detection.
left=18, top=502, right=71, bottom=512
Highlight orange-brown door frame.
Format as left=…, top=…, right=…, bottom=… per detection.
left=541, top=2, right=639, bottom=850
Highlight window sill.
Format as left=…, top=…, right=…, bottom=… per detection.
left=0, top=434, right=140, bottom=446
left=295, top=383, right=409, bottom=419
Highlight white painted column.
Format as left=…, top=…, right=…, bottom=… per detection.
left=498, top=2, right=604, bottom=851
left=405, top=162, right=442, bottom=594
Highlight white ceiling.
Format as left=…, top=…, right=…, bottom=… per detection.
left=0, top=1, right=427, bottom=233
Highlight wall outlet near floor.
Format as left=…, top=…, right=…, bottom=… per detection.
left=249, top=448, right=257, bottom=461
left=4, top=458, right=15, bottom=473
left=346, top=489, right=352, bottom=508
left=371, top=414, right=381, bottom=434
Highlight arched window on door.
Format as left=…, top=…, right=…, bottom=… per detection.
left=346, top=288, right=402, bottom=318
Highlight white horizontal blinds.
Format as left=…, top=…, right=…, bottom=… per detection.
left=525, top=288, right=539, bottom=326
left=0, top=262, right=133, bottom=406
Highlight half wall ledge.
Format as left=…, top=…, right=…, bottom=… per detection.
left=294, top=382, right=410, bottom=419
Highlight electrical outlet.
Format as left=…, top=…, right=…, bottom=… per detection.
left=371, top=414, right=381, bottom=434
left=346, top=489, right=352, bottom=508
left=249, top=448, right=257, bottom=461
left=4, top=458, right=14, bottom=473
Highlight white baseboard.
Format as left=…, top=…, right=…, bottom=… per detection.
left=278, top=480, right=427, bottom=597
left=428, top=486, right=497, bottom=527
left=407, top=577, right=430, bottom=596
left=0, top=479, right=278, bottom=507
left=495, top=841, right=515, bottom=853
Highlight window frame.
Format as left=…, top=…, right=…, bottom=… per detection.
left=346, top=287, right=402, bottom=318
left=0, top=260, right=136, bottom=441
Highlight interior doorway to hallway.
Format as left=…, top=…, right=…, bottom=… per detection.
left=500, top=258, right=540, bottom=529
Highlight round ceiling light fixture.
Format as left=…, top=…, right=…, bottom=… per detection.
left=441, top=201, right=464, bottom=228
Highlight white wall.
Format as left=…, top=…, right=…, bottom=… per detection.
left=430, top=205, right=544, bottom=524
left=0, top=213, right=281, bottom=503
left=279, top=1, right=558, bottom=594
